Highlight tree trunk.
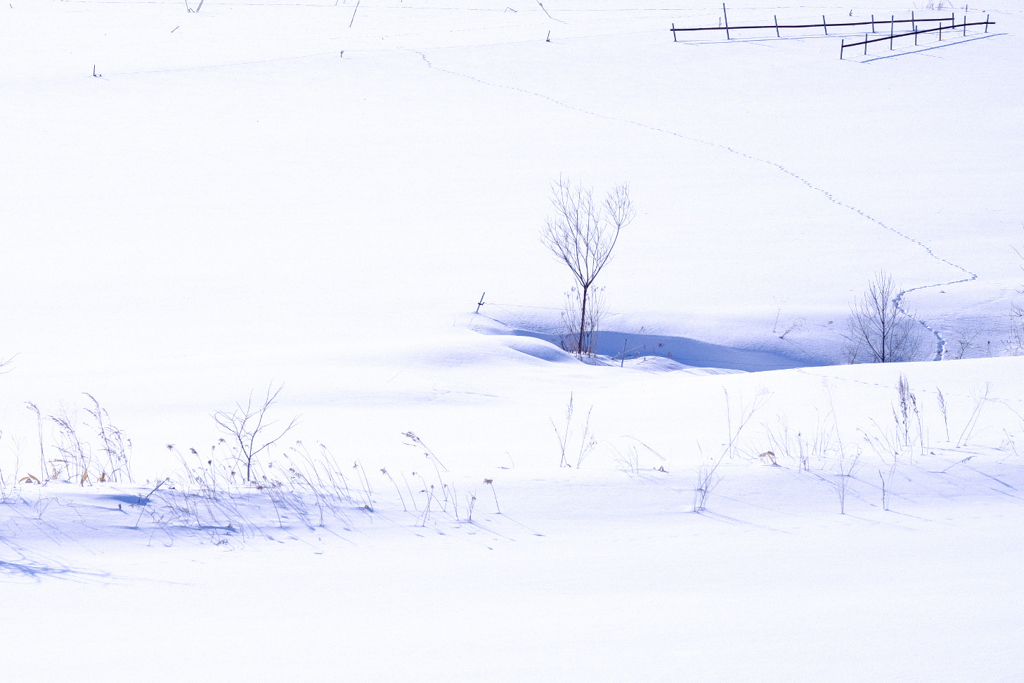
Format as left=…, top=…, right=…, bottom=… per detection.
left=578, top=284, right=589, bottom=356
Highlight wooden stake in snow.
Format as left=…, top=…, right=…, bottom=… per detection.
left=722, top=3, right=730, bottom=40
left=349, top=0, right=360, bottom=28
left=476, top=292, right=486, bottom=314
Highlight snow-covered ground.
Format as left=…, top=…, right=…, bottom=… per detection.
left=1, top=1, right=1022, bottom=680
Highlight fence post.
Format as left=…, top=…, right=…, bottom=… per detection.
left=823, top=15, right=828, bottom=35
left=963, top=15, right=967, bottom=36
left=871, top=15, right=875, bottom=33
left=864, top=33, right=868, bottom=55
left=911, top=10, right=915, bottom=32
left=840, top=38, right=844, bottom=59
left=890, top=15, right=894, bottom=50
left=672, top=23, right=677, bottom=42
left=722, top=3, right=730, bottom=40
left=774, top=14, right=779, bottom=38
left=476, top=292, right=486, bottom=313
left=985, top=14, right=989, bottom=33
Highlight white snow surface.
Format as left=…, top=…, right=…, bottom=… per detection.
left=1, top=1, right=1023, bottom=680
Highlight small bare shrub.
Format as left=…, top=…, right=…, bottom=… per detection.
left=693, top=443, right=722, bottom=513
left=950, top=329, right=981, bottom=359
left=846, top=272, right=924, bottom=363
left=762, top=414, right=834, bottom=472
left=834, top=447, right=859, bottom=514
left=612, top=438, right=665, bottom=475
left=213, top=385, right=297, bottom=483
left=550, top=393, right=597, bottom=468
left=723, top=388, right=770, bottom=459
left=1005, top=304, right=1024, bottom=356
left=957, top=384, right=990, bottom=448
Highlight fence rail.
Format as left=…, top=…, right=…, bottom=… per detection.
left=669, top=5, right=996, bottom=59
left=840, top=16, right=994, bottom=59
left=670, top=5, right=993, bottom=47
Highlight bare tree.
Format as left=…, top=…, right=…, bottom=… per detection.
left=846, top=272, right=922, bottom=363
left=213, top=385, right=297, bottom=482
left=541, top=178, right=634, bottom=357
left=560, top=284, right=604, bottom=356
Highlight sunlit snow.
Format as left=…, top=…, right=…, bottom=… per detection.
left=1, top=1, right=1022, bottom=680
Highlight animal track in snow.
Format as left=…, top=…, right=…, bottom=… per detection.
left=410, top=49, right=979, bottom=360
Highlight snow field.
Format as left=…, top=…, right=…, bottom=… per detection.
left=2, top=1, right=1023, bottom=680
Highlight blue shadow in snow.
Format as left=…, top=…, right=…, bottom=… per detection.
left=506, top=327, right=821, bottom=372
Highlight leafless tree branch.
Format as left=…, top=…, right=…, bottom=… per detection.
left=846, top=272, right=922, bottom=363
left=541, top=178, right=634, bottom=357
left=213, top=385, right=297, bottom=482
